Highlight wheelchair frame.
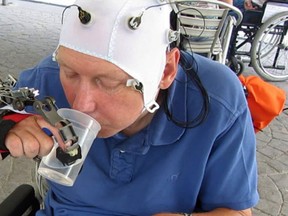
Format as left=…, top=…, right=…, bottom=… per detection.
left=229, top=0, right=288, bottom=81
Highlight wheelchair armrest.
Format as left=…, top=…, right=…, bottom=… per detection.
left=0, top=184, right=40, bottom=216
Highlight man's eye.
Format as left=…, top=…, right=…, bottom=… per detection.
left=95, top=78, right=125, bottom=93
left=59, top=66, right=77, bottom=78
left=65, top=72, right=78, bottom=79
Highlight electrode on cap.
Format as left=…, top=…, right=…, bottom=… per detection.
left=61, top=5, right=95, bottom=26
left=78, top=6, right=91, bottom=24
left=128, top=11, right=144, bottom=30
left=126, top=79, right=144, bottom=94
left=168, top=29, right=180, bottom=43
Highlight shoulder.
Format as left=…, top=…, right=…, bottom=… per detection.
left=176, top=52, right=249, bottom=131
left=182, top=52, right=246, bottom=111
left=16, top=55, right=69, bottom=109
left=192, top=53, right=239, bottom=85
left=17, top=55, right=59, bottom=88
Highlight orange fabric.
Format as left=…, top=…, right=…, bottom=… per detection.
left=239, top=75, right=286, bottom=133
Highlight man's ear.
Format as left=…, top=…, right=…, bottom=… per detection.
left=159, top=48, right=180, bottom=90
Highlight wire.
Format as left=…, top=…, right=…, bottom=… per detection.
left=145, top=1, right=208, bottom=50
left=177, top=7, right=206, bottom=40
left=163, top=51, right=210, bottom=128
left=61, top=4, right=78, bottom=24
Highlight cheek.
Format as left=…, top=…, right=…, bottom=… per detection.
left=97, top=93, right=144, bottom=134
left=97, top=103, right=143, bottom=137
left=60, top=74, right=76, bottom=105
left=103, top=93, right=144, bottom=121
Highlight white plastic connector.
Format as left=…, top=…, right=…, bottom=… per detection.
left=126, top=79, right=143, bottom=94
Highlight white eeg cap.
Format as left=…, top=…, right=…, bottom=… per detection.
left=58, top=0, right=172, bottom=112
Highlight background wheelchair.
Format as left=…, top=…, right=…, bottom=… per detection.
left=171, top=0, right=243, bottom=65
left=229, top=0, right=288, bottom=81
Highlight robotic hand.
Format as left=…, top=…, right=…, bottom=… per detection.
left=0, top=74, right=38, bottom=111
left=0, top=75, right=81, bottom=166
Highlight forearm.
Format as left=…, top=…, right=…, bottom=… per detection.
left=195, top=208, right=251, bottom=216
left=153, top=208, right=252, bottom=216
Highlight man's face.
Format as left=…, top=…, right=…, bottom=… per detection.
left=56, top=46, right=145, bottom=138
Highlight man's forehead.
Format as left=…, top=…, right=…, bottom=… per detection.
left=56, top=46, right=132, bottom=78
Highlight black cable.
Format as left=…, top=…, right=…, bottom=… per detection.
left=176, top=7, right=206, bottom=41
left=61, top=4, right=77, bottom=24
left=163, top=51, right=210, bottom=128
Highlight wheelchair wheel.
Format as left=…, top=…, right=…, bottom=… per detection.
left=251, top=11, right=288, bottom=81
left=228, top=56, right=244, bottom=76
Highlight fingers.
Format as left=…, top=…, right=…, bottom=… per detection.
left=5, top=132, right=25, bottom=158
left=5, top=115, right=56, bottom=158
left=5, top=114, right=75, bottom=159
left=244, top=0, right=256, bottom=10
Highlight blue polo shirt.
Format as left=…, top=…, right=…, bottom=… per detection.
left=17, top=52, right=259, bottom=215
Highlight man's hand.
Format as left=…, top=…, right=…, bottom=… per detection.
left=153, top=208, right=252, bottom=216
left=244, top=0, right=257, bottom=10
left=5, top=115, right=64, bottom=158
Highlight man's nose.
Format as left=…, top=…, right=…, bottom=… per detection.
left=71, top=85, right=97, bottom=113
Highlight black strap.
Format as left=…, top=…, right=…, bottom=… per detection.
left=0, top=117, right=16, bottom=159
left=0, top=108, right=16, bottom=119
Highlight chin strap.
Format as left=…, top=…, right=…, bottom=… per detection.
left=126, top=79, right=160, bottom=113
left=145, top=101, right=160, bottom=113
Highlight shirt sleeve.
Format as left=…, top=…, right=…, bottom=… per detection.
left=0, top=113, right=32, bottom=159
left=0, top=119, right=16, bottom=159
left=198, top=106, right=259, bottom=211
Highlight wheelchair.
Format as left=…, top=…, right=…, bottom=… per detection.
left=229, top=0, right=288, bottom=81
left=0, top=184, right=40, bottom=216
left=0, top=160, right=48, bottom=216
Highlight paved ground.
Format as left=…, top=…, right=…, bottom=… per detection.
left=0, top=1, right=288, bottom=215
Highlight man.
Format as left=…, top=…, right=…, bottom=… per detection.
left=234, top=0, right=266, bottom=12
left=244, top=0, right=267, bottom=10
left=1, top=0, right=258, bottom=215
left=233, top=0, right=267, bottom=23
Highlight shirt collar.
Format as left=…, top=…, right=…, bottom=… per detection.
left=144, top=65, right=188, bottom=147
left=109, top=65, right=188, bottom=154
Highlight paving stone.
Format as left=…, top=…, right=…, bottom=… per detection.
left=281, top=190, right=288, bottom=216
left=268, top=139, right=288, bottom=153
left=268, top=159, right=288, bottom=174
left=258, top=175, right=283, bottom=204
left=269, top=174, right=288, bottom=191
left=257, top=145, right=285, bottom=160
left=257, top=130, right=273, bottom=140
left=254, top=198, right=281, bottom=216
left=257, top=161, right=278, bottom=175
